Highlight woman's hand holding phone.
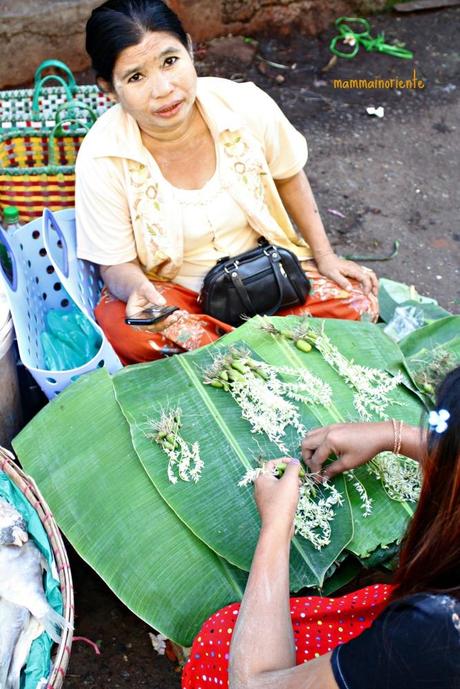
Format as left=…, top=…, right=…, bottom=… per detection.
left=126, top=280, right=166, bottom=316
left=125, top=305, right=180, bottom=326
left=125, top=281, right=180, bottom=331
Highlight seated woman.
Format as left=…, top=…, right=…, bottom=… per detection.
left=182, top=366, right=460, bottom=689
left=76, top=0, right=379, bottom=364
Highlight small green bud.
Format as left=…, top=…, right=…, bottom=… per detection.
left=254, top=368, right=269, bottom=381
left=228, top=369, right=246, bottom=383
left=295, top=339, right=312, bottom=353
left=275, top=462, right=306, bottom=478
left=230, top=360, right=249, bottom=375
left=210, top=379, right=224, bottom=388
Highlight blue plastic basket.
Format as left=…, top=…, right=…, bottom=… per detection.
left=0, top=209, right=121, bottom=399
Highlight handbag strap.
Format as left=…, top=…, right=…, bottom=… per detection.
left=228, top=269, right=257, bottom=316
left=228, top=246, right=286, bottom=317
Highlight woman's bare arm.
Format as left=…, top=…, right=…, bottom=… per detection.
left=302, top=421, right=425, bottom=479
left=275, top=171, right=378, bottom=296
left=99, top=260, right=166, bottom=315
left=275, top=170, right=332, bottom=258
left=229, top=460, right=338, bottom=689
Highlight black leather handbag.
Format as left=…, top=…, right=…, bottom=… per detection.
left=199, top=238, right=310, bottom=326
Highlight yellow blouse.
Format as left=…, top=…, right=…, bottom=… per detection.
left=170, top=171, right=259, bottom=292
left=75, top=77, right=312, bottom=281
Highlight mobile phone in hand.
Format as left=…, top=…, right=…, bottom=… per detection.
left=125, top=305, right=179, bottom=326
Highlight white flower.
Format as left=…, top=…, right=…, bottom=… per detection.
left=204, top=349, right=318, bottom=452
left=149, top=632, right=167, bottom=655
left=257, top=319, right=404, bottom=421
left=428, top=409, right=450, bottom=433
left=238, top=460, right=345, bottom=550
left=295, top=478, right=343, bottom=550
left=238, top=467, right=265, bottom=487
left=144, top=408, right=204, bottom=484
left=368, top=452, right=421, bottom=503
left=347, top=472, right=373, bottom=517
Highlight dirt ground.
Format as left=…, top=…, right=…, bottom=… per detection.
left=44, top=6, right=459, bottom=688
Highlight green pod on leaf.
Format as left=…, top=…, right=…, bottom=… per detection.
left=210, top=379, right=224, bottom=389
left=230, top=360, right=249, bottom=375
left=275, top=462, right=306, bottom=479
left=295, top=339, right=312, bottom=353
left=227, top=369, right=246, bottom=383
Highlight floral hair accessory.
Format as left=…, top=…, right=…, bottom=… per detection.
left=428, top=409, right=450, bottom=433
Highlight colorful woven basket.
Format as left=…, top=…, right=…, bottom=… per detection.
left=0, top=59, right=113, bottom=223
left=0, top=102, right=96, bottom=223
left=0, top=446, right=74, bottom=689
left=0, top=59, right=112, bottom=131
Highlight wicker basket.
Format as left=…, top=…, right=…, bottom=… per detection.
left=0, top=59, right=113, bottom=131
left=0, top=446, right=73, bottom=689
left=0, top=102, right=96, bottom=224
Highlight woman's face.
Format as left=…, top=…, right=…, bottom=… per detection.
left=107, top=31, right=197, bottom=137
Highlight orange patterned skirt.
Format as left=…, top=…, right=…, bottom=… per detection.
left=95, top=262, right=378, bottom=365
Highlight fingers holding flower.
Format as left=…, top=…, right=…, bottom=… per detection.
left=254, top=458, right=302, bottom=539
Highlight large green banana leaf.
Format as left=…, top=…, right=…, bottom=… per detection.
left=399, top=316, right=460, bottom=399
left=246, top=317, right=421, bottom=557
left=12, top=316, right=431, bottom=646
left=113, top=352, right=352, bottom=590
left=13, top=369, right=247, bottom=646
left=346, top=467, right=413, bottom=558
left=113, top=317, right=423, bottom=589
left=208, top=317, right=424, bottom=557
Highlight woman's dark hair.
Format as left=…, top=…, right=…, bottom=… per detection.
left=393, top=365, right=460, bottom=600
left=86, top=0, right=189, bottom=85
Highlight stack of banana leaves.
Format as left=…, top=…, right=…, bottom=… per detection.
left=13, top=315, right=460, bottom=646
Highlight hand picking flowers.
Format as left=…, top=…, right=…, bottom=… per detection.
left=239, top=461, right=344, bottom=551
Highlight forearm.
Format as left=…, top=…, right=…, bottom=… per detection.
left=100, top=260, right=149, bottom=302
left=229, top=527, right=294, bottom=689
left=275, top=171, right=333, bottom=259
left=375, top=421, right=425, bottom=462
left=395, top=422, right=425, bottom=462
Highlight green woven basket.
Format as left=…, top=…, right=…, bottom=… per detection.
left=0, top=59, right=113, bottom=131
left=0, top=101, right=97, bottom=222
